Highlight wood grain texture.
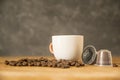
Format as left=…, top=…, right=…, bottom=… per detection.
left=0, top=56, right=120, bottom=80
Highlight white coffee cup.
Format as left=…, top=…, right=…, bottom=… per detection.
left=49, top=35, right=84, bottom=61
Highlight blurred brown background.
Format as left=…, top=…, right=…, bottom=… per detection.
left=0, top=0, right=120, bottom=56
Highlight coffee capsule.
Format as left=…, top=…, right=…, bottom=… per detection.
left=82, top=45, right=97, bottom=64
left=96, top=49, right=112, bottom=66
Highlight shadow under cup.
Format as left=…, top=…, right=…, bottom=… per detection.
left=51, top=35, right=84, bottom=61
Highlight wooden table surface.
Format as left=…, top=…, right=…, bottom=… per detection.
left=0, top=56, right=120, bottom=80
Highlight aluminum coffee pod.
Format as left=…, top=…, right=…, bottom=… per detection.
left=95, top=49, right=113, bottom=66
left=82, top=45, right=97, bottom=64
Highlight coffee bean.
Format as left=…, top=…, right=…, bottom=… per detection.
left=70, top=61, right=76, bottom=66
left=19, top=58, right=28, bottom=62
left=39, top=57, right=47, bottom=61
left=33, top=62, right=37, bottom=66
left=5, top=60, right=9, bottom=65
left=41, top=63, right=47, bottom=67
left=9, top=61, right=17, bottom=66
left=52, top=59, right=57, bottom=63
left=41, top=61, right=47, bottom=67
left=22, top=62, right=28, bottom=66
left=28, top=63, right=31, bottom=66
left=57, top=63, right=63, bottom=68
left=34, top=59, right=39, bottom=62
left=16, top=62, right=22, bottom=66
left=48, top=62, right=53, bottom=67
left=52, top=63, right=57, bottom=67
left=75, top=63, right=81, bottom=67
left=65, top=61, right=70, bottom=65
left=61, top=64, right=70, bottom=68
left=26, top=59, right=31, bottom=63
left=113, top=64, right=118, bottom=67
left=64, top=65, right=70, bottom=68
left=29, top=62, right=34, bottom=66
left=36, top=62, right=41, bottom=66
left=80, top=64, right=85, bottom=66
left=47, top=60, right=52, bottom=67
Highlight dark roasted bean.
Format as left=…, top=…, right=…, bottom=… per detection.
left=16, top=62, right=22, bottom=66
left=5, top=60, right=9, bottom=65
left=70, top=61, right=76, bottom=66
left=75, top=63, right=81, bottom=67
left=36, top=62, right=41, bottom=66
left=63, top=65, right=70, bottom=68
left=80, top=64, right=85, bottom=66
left=52, top=63, right=57, bottom=67
left=19, top=58, right=28, bottom=62
left=61, top=64, right=70, bottom=68
left=22, top=62, right=28, bottom=66
left=41, top=61, right=47, bottom=67
left=9, top=61, right=17, bottom=66
left=57, top=63, right=63, bottom=68
left=48, top=62, right=53, bottom=67
left=113, top=64, right=118, bottom=67
left=29, top=62, right=34, bottom=66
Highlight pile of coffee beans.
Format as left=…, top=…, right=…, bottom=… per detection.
left=5, top=57, right=85, bottom=68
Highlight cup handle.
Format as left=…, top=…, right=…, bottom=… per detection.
left=49, top=42, right=54, bottom=54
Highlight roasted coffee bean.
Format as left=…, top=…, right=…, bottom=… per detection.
left=41, top=61, right=45, bottom=64
left=33, top=62, right=37, bottom=66
left=64, top=65, right=70, bottom=68
left=34, top=59, right=39, bottom=62
left=44, top=59, right=48, bottom=62
left=42, top=64, right=47, bottom=67
left=52, top=59, right=57, bottom=63
left=9, top=61, right=17, bottom=66
left=28, top=63, right=31, bottom=66
left=61, top=64, right=70, bottom=68
left=70, top=61, right=76, bottom=66
left=29, top=62, right=34, bottom=66
left=39, top=57, right=47, bottom=61
left=36, top=62, right=41, bottom=66
left=75, top=63, right=81, bottom=67
left=16, top=63, right=21, bottom=66
left=16, top=62, right=22, bottom=66
left=52, top=63, right=57, bottom=67
left=61, top=60, right=67, bottom=64
left=22, top=62, right=28, bottom=66
left=5, top=60, right=9, bottom=65
left=41, top=61, right=47, bottom=67
left=47, top=61, right=53, bottom=67
left=57, top=63, right=63, bottom=68
left=41, top=63, right=47, bottom=67
left=48, top=63, right=52, bottom=67
left=19, top=58, right=28, bottom=62
left=65, top=61, right=70, bottom=65
left=113, top=64, right=118, bottom=67
left=80, top=64, right=85, bottom=66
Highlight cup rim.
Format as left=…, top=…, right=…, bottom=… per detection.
left=52, top=35, right=84, bottom=37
